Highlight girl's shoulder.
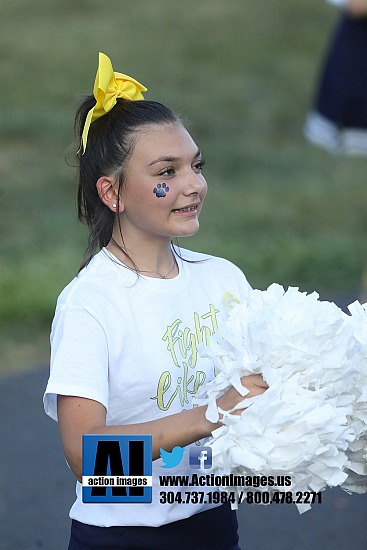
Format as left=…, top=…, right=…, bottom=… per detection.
left=55, top=249, right=123, bottom=309
left=177, top=247, right=251, bottom=286
left=177, top=247, right=243, bottom=272
left=178, top=248, right=252, bottom=303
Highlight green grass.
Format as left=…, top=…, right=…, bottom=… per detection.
left=2, top=0, right=366, bottom=374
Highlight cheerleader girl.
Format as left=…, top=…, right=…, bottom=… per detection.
left=44, top=52, right=268, bottom=549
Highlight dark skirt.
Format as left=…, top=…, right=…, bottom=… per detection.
left=68, top=503, right=241, bottom=550
left=304, top=15, right=367, bottom=154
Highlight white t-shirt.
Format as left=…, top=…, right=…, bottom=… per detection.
left=44, top=247, right=251, bottom=527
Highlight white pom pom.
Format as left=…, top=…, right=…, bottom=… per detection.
left=201, top=285, right=367, bottom=513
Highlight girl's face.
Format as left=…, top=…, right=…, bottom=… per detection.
left=117, top=123, right=207, bottom=242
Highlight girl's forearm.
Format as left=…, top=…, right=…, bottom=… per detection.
left=88, top=405, right=219, bottom=461
left=58, top=395, right=220, bottom=481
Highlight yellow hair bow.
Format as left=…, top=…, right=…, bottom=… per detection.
left=81, top=52, right=147, bottom=152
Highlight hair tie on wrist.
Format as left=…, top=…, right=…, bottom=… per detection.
left=81, top=52, right=147, bottom=153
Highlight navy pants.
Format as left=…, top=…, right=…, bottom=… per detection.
left=68, top=503, right=241, bottom=549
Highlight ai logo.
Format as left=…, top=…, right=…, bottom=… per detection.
left=82, top=435, right=152, bottom=503
left=189, top=446, right=212, bottom=470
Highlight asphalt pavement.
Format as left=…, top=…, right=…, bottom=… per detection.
left=0, top=292, right=366, bottom=549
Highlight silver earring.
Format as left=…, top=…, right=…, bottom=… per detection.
left=112, top=203, right=117, bottom=208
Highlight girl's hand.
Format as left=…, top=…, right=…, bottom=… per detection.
left=216, top=374, right=268, bottom=416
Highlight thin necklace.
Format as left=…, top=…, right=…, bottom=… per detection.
left=140, top=257, right=177, bottom=279
left=109, top=238, right=178, bottom=279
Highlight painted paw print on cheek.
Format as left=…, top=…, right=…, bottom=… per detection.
left=153, top=183, right=170, bottom=198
